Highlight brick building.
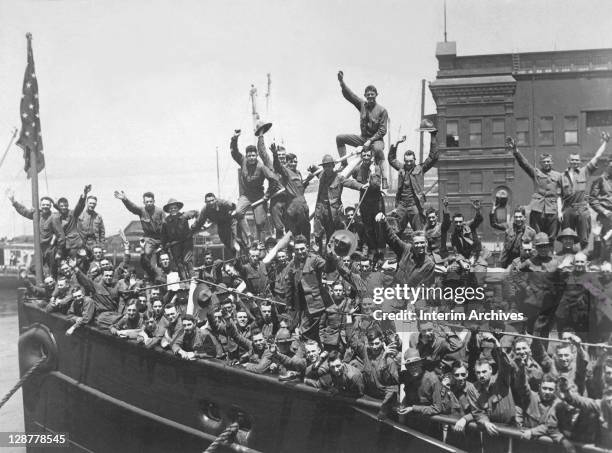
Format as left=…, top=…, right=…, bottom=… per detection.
left=430, top=41, right=612, bottom=240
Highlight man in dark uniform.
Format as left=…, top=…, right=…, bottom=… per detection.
left=387, top=130, right=439, bottom=234
left=8, top=190, right=64, bottom=277
left=191, top=193, right=242, bottom=257
left=489, top=205, right=536, bottom=268
left=55, top=185, right=90, bottom=258
left=271, top=142, right=313, bottom=242
left=257, top=137, right=289, bottom=239
left=114, top=190, right=165, bottom=270
left=443, top=200, right=483, bottom=262
left=286, top=235, right=335, bottom=339
left=346, top=148, right=385, bottom=254
left=508, top=137, right=562, bottom=240
left=310, top=154, right=361, bottom=249
left=336, top=71, right=389, bottom=189
left=230, top=130, right=279, bottom=244
left=161, top=198, right=198, bottom=280
left=558, top=131, right=610, bottom=249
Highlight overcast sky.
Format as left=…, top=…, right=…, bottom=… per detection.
left=1, top=0, right=611, bottom=238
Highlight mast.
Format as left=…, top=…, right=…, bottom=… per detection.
left=29, top=146, right=43, bottom=283
left=249, top=84, right=259, bottom=133
left=265, top=73, right=271, bottom=114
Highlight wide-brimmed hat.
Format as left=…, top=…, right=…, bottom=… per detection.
left=557, top=228, right=579, bottom=243
left=403, top=348, right=422, bottom=364
left=533, top=232, right=550, bottom=246
left=163, top=198, right=184, bottom=213
left=321, top=154, right=335, bottom=165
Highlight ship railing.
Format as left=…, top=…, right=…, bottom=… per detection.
left=346, top=397, right=610, bottom=453
left=19, top=297, right=612, bottom=453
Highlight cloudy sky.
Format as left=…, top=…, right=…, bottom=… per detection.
left=0, top=0, right=611, bottom=238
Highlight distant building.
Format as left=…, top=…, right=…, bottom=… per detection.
left=430, top=41, right=612, bottom=239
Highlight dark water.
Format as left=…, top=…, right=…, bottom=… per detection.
left=0, top=287, right=25, bottom=452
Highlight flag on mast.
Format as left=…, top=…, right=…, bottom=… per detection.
left=16, top=33, right=45, bottom=177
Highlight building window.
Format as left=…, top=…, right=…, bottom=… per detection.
left=469, top=120, right=482, bottom=147
left=446, top=172, right=460, bottom=193
left=445, top=120, right=459, bottom=147
left=586, top=110, right=612, bottom=128
left=492, top=118, right=505, bottom=147
left=538, top=116, right=554, bottom=146
left=564, top=116, right=578, bottom=145
left=469, top=171, right=483, bottom=193
left=516, top=118, right=529, bottom=146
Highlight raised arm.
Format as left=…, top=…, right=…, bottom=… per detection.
left=230, top=132, right=244, bottom=167
left=507, top=137, right=536, bottom=179
left=586, top=131, right=610, bottom=172
left=10, top=199, right=34, bottom=220
left=73, top=185, right=90, bottom=219
left=338, top=71, right=362, bottom=111
left=387, top=137, right=405, bottom=172
left=468, top=202, right=483, bottom=230
left=377, top=214, right=410, bottom=258
left=421, top=132, right=440, bottom=174
left=257, top=135, right=273, bottom=169
left=114, top=191, right=144, bottom=217
left=73, top=266, right=96, bottom=296
left=271, top=145, right=289, bottom=178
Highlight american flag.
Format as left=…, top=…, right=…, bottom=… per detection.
left=16, top=33, right=45, bottom=176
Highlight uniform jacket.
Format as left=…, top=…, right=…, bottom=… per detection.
left=388, top=139, right=439, bottom=213
left=340, top=82, right=388, bottom=142
left=55, top=194, right=86, bottom=251
left=287, top=254, right=335, bottom=314
left=231, top=135, right=279, bottom=201
left=121, top=198, right=165, bottom=240
left=12, top=201, right=65, bottom=249
left=78, top=209, right=105, bottom=245
left=513, top=148, right=561, bottom=214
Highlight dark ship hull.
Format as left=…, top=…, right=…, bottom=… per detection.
left=17, top=293, right=460, bottom=453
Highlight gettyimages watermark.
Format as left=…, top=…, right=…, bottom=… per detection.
left=370, top=284, right=526, bottom=323
left=372, top=284, right=486, bottom=305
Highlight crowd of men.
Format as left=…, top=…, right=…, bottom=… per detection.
left=9, top=72, right=612, bottom=452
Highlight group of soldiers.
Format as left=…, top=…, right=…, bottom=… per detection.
left=11, top=72, right=612, bottom=452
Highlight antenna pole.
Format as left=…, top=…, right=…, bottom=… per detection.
left=265, top=73, right=271, bottom=114
left=444, top=0, right=448, bottom=42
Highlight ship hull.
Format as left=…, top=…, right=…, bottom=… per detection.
left=17, top=296, right=459, bottom=453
